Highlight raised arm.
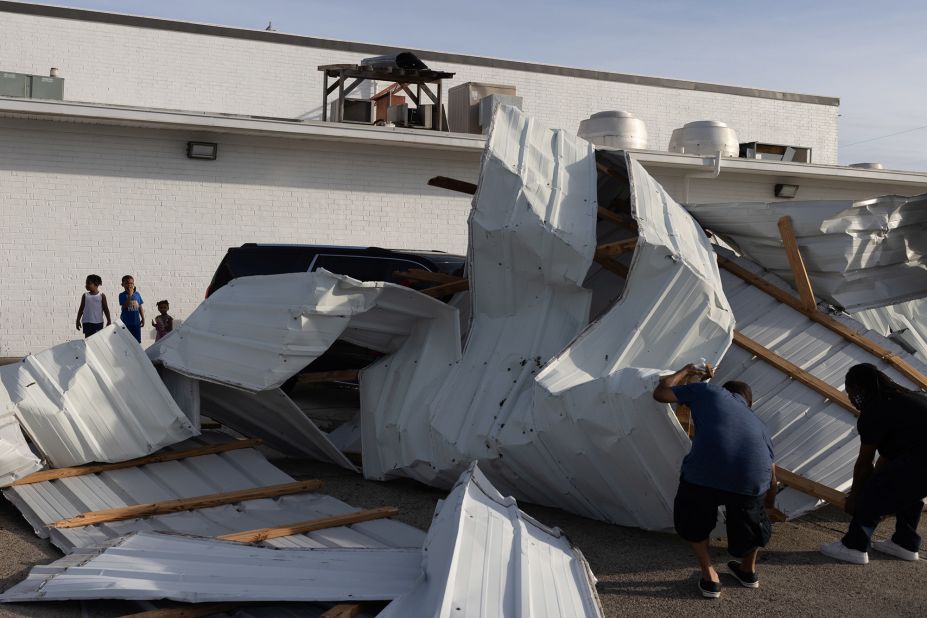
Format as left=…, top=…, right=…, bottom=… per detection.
left=652, top=364, right=710, bottom=403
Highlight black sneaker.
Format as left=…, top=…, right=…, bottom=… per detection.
left=727, top=561, right=759, bottom=588
left=699, top=578, right=722, bottom=599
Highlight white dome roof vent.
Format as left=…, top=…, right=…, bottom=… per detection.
left=668, top=120, right=739, bottom=156
left=578, top=111, right=648, bottom=150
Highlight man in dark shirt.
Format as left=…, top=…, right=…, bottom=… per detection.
left=654, top=363, right=777, bottom=599
left=821, top=363, right=927, bottom=564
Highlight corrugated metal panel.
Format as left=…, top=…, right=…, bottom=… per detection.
left=685, top=194, right=927, bottom=311
left=0, top=406, right=41, bottom=487
left=380, top=464, right=602, bottom=618
left=0, top=323, right=198, bottom=467
left=712, top=248, right=927, bottom=517
left=149, top=270, right=457, bottom=392
left=854, top=298, right=927, bottom=359
left=3, top=437, right=425, bottom=553
left=199, top=382, right=357, bottom=471
left=362, top=107, right=733, bottom=529
left=156, top=365, right=201, bottom=426
left=0, top=532, right=422, bottom=603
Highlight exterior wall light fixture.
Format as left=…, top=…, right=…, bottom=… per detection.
left=186, top=141, right=218, bottom=160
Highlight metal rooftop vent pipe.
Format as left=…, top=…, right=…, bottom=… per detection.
left=668, top=120, right=739, bottom=157
left=577, top=111, right=648, bottom=150
left=848, top=162, right=885, bottom=170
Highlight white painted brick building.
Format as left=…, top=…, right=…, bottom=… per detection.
left=1, top=2, right=926, bottom=354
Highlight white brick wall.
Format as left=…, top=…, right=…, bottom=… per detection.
left=0, top=11, right=839, bottom=163
left=0, top=118, right=478, bottom=354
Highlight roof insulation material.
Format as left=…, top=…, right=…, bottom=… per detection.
left=149, top=270, right=458, bottom=392
left=0, top=532, right=424, bottom=603
left=685, top=194, right=927, bottom=312
left=712, top=248, right=927, bottom=517
left=362, top=106, right=734, bottom=529
left=3, top=436, right=425, bottom=553
left=380, top=463, right=603, bottom=618
left=199, top=381, right=358, bottom=471
left=0, top=323, right=197, bottom=468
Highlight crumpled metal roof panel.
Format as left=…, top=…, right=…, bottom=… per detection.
left=713, top=249, right=927, bottom=517
left=0, top=323, right=197, bottom=467
left=199, top=382, right=357, bottom=471
left=362, top=107, right=733, bottom=529
left=380, top=463, right=603, bottom=618
left=0, top=408, right=41, bottom=487
left=3, top=437, right=425, bottom=553
left=150, top=270, right=456, bottom=392
left=685, top=194, right=927, bottom=311
left=854, top=298, right=927, bottom=360
left=0, top=532, right=423, bottom=603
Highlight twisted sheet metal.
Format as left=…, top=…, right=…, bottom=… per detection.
left=685, top=194, right=927, bottom=312
left=0, top=323, right=197, bottom=467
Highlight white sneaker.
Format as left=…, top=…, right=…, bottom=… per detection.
left=872, top=539, right=920, bottom=561
left=821, top=540, right=869, bottom=564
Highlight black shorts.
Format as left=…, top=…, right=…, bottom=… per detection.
left=674, top=479, right=771, bottom=557
left=82, top=322, right=104, bottom=337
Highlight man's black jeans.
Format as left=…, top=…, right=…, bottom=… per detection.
left=843, top=451, right=927, bottom=553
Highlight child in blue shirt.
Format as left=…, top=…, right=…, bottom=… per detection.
left=119, top=274, right=145, bottom=343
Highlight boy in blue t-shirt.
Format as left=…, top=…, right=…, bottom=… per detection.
left=118, top=274, right=145, bottom=343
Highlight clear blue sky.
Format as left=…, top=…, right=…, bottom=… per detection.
left=17, top=0, right=927, bottom=170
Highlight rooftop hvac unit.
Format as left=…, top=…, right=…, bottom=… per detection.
left=478, top=94, right=523, bottom=133
left=0, top=72, right=29, bottom=98
left=387, top=103, right=436, bottom=129
left=448, top=82, right=516, bottom=134
left=329, top=98, right=374, bottom=124
left=739, top=141, right=811, bottom=163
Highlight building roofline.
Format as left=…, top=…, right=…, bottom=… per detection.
left=3, top=97, right=925, bottom=187
left=0, top=1, right=840, bottom=107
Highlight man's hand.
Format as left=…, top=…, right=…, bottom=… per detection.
left=653, top=363, right=711, bottom=403
left=844, top=491, right=857, bottom=515
left=75, top=320, right=81, bottom=331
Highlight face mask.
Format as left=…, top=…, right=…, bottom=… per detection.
left=850, top=393, right=866, bottom=410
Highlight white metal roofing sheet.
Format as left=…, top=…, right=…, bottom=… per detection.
left=0, top=532, right=423, bottom=603
left=685, top=194, right=927, bottom=311
left=199, top=382, right=357, bottom=471
left=380, top=463, right=602, bottom=618
left=0, top=408, right=41, bottom=487
left=712, top=247, right=927, bottom=517
left=0, top=323, right=198, bottom=467
left=149, top=270, right=457, bottom=392
left=362, top=106, right=733, bottom=529
left=3, top=436, right=425, bottom=553
left=854, top=298, right=927, bottom=359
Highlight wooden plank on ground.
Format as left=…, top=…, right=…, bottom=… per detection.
left=594, top=238, right=637, bottom=259
left=321, top=605, right=363, bottom=618
left=420, top=279, right=470, bottom=297
left=732, top=331, right=856, bottom=416
left=120, top=603, right=249, bottom=618
left=597, top=207, right=637, bottom=231
left=393, top=269, right=463, bottom=284
left=427, top=176, right=476, bottom=195
left=216, top=506, right=400, bottom=543
left=298, top=369, right=360, bottom=384
left=50, top=480, right=323, bottom=529
left=12, top=439, right=264, bottom=486
left=776, top=467, right=847, bottom=510
left=777, top=216, right=818, bottom=312
left=718, top=255, right=927, bottom=391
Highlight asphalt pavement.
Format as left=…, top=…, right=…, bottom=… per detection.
left=1, top=457, right=924, bottom=617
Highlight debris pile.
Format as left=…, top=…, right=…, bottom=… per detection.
left=2, top=105, right=927, bottom=614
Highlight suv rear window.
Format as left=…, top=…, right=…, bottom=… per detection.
left=309, top=254, right=433, bottom=284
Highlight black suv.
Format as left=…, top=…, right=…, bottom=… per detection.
left=206, top=244, right=466, bottom=298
